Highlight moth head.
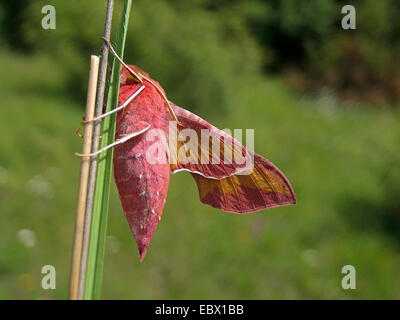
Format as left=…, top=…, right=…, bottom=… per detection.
left=121, top=65, right=148, bottom=85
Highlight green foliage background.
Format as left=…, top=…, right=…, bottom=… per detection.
left=0, top=0, right=400, bottom=299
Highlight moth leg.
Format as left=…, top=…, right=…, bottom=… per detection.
left=75, top=124, right=151, bottom=158
left=75, top=127, right=84, bottom=139
left=102, top=37, right=181, bottom=124
left=82, top=85, right=145, bottom=124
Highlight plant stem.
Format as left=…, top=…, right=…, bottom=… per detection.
left=69, top=55, right=99, bottom=300
left=79, top=0, right=114, bottom=300
left=84, top=0, right=133, bottom=300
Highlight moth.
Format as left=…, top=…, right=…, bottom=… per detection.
left=108, top=64, right=296, bottom=261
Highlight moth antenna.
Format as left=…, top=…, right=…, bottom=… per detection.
left=82, top=85, right=145, bottom=124
left=102, top=37, right=143, bottom=83
left=139, top=74, right=181, bottom=124
left=76, top=125, right=151, bottom=158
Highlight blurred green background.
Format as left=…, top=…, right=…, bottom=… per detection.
left=1, top=0, right=400, bottom=299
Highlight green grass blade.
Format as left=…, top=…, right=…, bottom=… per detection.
left=84, top=0, right=133, bottom=300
